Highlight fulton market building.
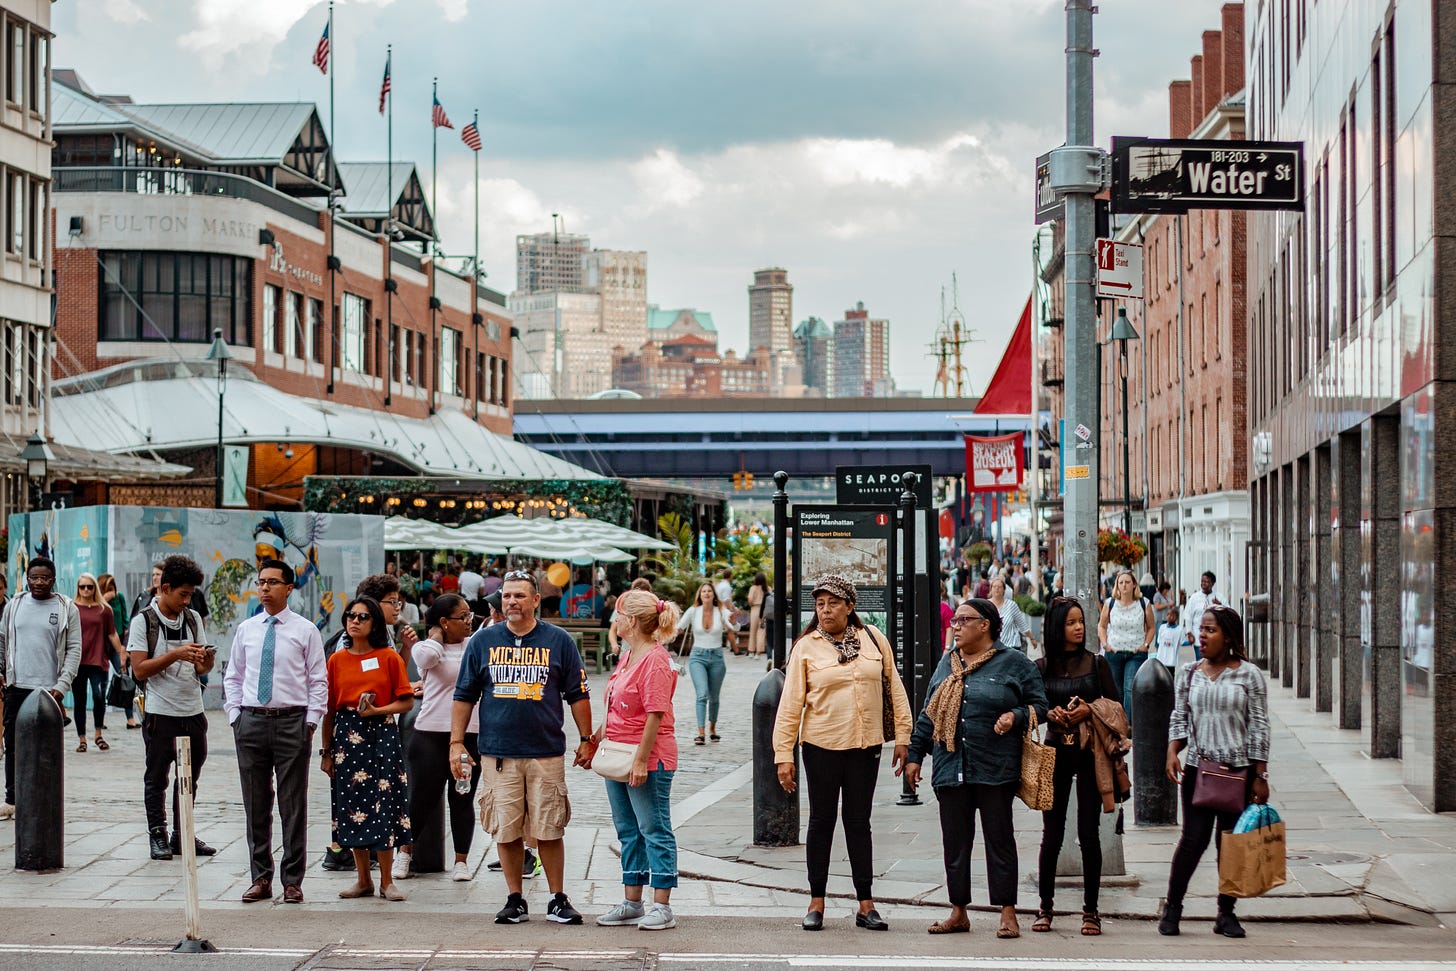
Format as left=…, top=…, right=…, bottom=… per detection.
left=44, top=70, right=593, bottom=504
left=1243, top=2, right=1455, bottom=810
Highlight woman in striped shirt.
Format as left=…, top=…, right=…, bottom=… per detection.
left=989, top=576, right=1037, bottom=654
left=1159, top=604, right=1270, bottom=939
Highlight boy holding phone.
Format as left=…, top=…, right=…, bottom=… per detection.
left=128, top=554, right=215, bottom=862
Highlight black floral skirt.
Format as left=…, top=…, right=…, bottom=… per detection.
left=330, top=708, right=413, bottom=851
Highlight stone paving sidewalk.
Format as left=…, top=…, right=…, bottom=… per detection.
left=1, top=648, right=1454, bottom=928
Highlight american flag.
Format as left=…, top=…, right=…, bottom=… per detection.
left=461, top=120, right=482, bottom=152
left=312, top=21, right=329, bottom=74
left=378, top=54, right=391, bottom=115
left=432, top=95, right=453, bottom=129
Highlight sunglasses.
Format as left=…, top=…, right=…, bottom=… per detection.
left=343, top=611, right=373, bottom=623
left=77, top=584, right=95, bottom=590
left=503, top=570, right=538, bottom=588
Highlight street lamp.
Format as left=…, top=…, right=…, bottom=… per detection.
left=19, top=431, right=53, bottom=511
left=1108, top=308, right=1141, bottom=536
left=205, top=328, right=233, bottom=509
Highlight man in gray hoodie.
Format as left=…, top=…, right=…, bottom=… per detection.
left=0, top=556, right=82, bottom=819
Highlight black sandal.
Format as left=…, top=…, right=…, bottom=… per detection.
left=709, top=733, right=721, bottom=742
left=1032, top=910, right=1053, bottom=932
left=694, top=735, right=706, bottom=746
left=1081, top=911, right=1102, bottom=936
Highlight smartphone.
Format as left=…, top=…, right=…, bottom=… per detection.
left=358, top=692, right=376, bottom=710
left=202, top=644, right=217, bottom=655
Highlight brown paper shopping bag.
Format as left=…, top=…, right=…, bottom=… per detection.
left=1218, top=820, right=1287, bottom=898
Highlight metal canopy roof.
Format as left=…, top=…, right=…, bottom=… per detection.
left=337, top=161, right=434, bottom=240
left=127, top=102, right=313, bottom=163
left=51, top=360, right=603, bottom=482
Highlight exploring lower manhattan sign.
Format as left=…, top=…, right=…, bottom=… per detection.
left=1111, top=136, right=1304, bottom=212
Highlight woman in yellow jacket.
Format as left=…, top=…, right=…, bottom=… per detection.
left=773, top=574, right=913, bottom=933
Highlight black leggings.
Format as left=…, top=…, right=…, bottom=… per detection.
left=1037, top=743, right=1103, bottom=911
left=406, top=729, right=480, bottom=856
left=801, top=742, right=880, bottom=900
left=74, top=664, right=107, bottom=735
left=1165, top=765, right=1242, bottom=913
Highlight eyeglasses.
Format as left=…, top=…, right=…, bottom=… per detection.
left=447, top=612, right=474, bottom=623
left=380, top=598, right=404, bottom=608
left=344, top=611, right=373, bottom=623
left=256, top=578, right=290, bottom=589
left=948, top=615, right=986, bottom=628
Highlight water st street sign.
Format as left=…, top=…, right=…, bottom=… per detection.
left=1111, top=137, right=1304, bottom=213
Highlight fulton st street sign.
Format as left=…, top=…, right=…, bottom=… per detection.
left=1111, top=137, right=1304, bottom=213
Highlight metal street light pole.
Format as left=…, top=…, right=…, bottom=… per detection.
left=20, top=431, right=52, bottom=512
left=1046, top=0, right=1104, bottom=608
left=1110, top=308, right=1140, bottom=535
left=205, top=329, right=233, bottom=509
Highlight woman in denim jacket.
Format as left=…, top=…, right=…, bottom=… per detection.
left=905, top=598, right=1048, bottom=938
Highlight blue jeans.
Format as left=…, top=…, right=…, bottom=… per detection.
left=604, top=765, right=677, bottom=889
left=688, top=647, right=726, bottom=728
left=1103, top=650, right=1147, bottom=721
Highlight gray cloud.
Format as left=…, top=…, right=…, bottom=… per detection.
left=54, top=0, right=1239, bottom=391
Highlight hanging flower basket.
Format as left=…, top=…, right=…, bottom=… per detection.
left=1096, top=528, right=1147, bottom=568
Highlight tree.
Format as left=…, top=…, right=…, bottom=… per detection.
left=643, top=512, right=724, bottom=609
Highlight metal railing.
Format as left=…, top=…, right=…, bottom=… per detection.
left=53, top=166, right=323, bottom=226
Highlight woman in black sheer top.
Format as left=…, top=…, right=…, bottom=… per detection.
left=1032, top=596, right=1119, bottom=936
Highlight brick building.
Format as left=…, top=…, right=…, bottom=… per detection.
left=1102, top=3, right=1249, bottom=599
left=46, top=72, right=597, bottom=510
left=610, top=333, right=771, bottom=398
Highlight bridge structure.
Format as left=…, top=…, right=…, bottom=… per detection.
left=511, top=397, right=1031, bottom=482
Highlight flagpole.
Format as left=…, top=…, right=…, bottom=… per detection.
left=472, top=108, right=480, bottom=422
left=325, top=0, right=336, bottom=396
left=429, top=77, right=439, bottom=416
left=383, top=45, right=393, bottom=405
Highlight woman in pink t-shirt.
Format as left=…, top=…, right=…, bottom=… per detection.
left=590, top=588, right=680, bottom=931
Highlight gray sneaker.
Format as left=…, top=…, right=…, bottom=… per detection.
left=595, top=900, right=645, bottom=926
left=638, top=903, right=677, bottom=931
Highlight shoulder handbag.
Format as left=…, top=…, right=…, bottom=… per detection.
left=591, top=738, right=637, bottom=783
left=1017, top=707, right=1057, bottom=810
left=864, top=626, right=897, bottom=741
left=107, top=670, right=136, bottom=709
left=1185, top=663, right=1251, bottom=816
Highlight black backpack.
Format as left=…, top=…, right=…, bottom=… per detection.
left=136, top=606, right=202, bottom=686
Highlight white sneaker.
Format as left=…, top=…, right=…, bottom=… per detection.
left=638, top=903, right=677, bottom=930
left=451, top=861, right=471, bottom=882
left=392, top=849, right=412, bottom=880
left=596, top=900, right=645, bottom=926
left=0, top=803, right=13, bottom=820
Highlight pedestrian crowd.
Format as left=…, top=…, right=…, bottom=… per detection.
left=0, top=550, right=1268, bottom=939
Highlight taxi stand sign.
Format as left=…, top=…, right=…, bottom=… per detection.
left=1095, top=239, right=1143, bottom=300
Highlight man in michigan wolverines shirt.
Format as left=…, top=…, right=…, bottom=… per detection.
left=452, top=571, right=594, bottom=925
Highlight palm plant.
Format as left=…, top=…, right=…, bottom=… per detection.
left=643, top=512, right=723, bottom=608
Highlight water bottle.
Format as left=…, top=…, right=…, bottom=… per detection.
left=455, top=753, right=472, bottom=795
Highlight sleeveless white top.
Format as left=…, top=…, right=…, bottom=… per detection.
left=1106, top=598, right=1147, bottom=653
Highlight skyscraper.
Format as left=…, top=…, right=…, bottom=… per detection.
left=516, top=231, right=591, bottom=294
left=794, top=317, right=833, bottom=396
left=748, top=268, right=793, bottom=376
left=832, top=302, right=891, bottom=398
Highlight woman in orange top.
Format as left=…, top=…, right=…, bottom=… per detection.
left=772, top=574, right=913, bottom=933
left=320, top=596, right=414, bottom=901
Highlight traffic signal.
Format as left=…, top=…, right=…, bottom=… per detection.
left=731, top=471, right=755, bottom=491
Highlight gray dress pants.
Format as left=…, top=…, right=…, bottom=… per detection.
left=233, top=709, right=311, bottom=886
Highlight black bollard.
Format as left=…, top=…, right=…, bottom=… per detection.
left=1132, top=656, right=1179, bottom=826
left=15, top=689, right=64, bottom=871
left=752, top=667, right=799, bottom=846
left=896, top=473, right=921, bottom=806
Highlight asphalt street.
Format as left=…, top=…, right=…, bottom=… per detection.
left=1, top=908, right=1454, bottom=971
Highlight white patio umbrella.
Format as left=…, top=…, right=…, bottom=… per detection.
left=383, top=516, right=458, bottom=550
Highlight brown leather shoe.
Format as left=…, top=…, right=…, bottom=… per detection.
left=241, top=878, right=271, bottom=903
left=282, top=884, right=303, bottom=904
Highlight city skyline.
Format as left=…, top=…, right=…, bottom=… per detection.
left=53, top=0, right=1236, bottom=395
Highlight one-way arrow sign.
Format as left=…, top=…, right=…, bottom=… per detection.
left=1111, top=137, right=1304, bottom=213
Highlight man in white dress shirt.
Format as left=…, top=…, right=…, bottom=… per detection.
left=1181, top=570, right=1223, bottom=644
left=223, top=560, right=327, bottom=904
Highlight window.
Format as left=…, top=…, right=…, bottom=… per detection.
left=262, top=285, right=278, bottom=352
left=341, top=292, right=367, bottom=372
left=1382, top=20, right=1397, bottom=289
left=1336, top=112, right=1348, bottom=338
left=402, top=327, right=414, bottom=385
left=4, top=321, right=22, bottom=405
left=26, top=325, right=38, bottom=408
left=498, top=359, right=509, bottom=406
left=391, top=323, right=403, bottom=384
left=26, top=179, right=40, bottom=261
left=1214, top=279, right=1223, bottom=362
left=440, top=327, right=460, bottom=396
left=7, top=22, right=22, bottom=106
left=285, top=291, right=301, bottom=357
left=100, top=251, right=251, bottom=344
left=28, top=30, right=44, bottom=115
left=6, top=172, right=21, bottom=255
left=416, top=332, right=427, bottom=387
left=307, top=298, right=322, bottom=363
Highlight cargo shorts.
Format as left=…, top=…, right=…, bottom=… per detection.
left=478, top=754, right=571, bottom=844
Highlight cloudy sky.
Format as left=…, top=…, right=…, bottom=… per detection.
left=56, top=0, right=1237, bottom=394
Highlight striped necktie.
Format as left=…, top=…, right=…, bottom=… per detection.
left=256, top=616, right=277, bottom=705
